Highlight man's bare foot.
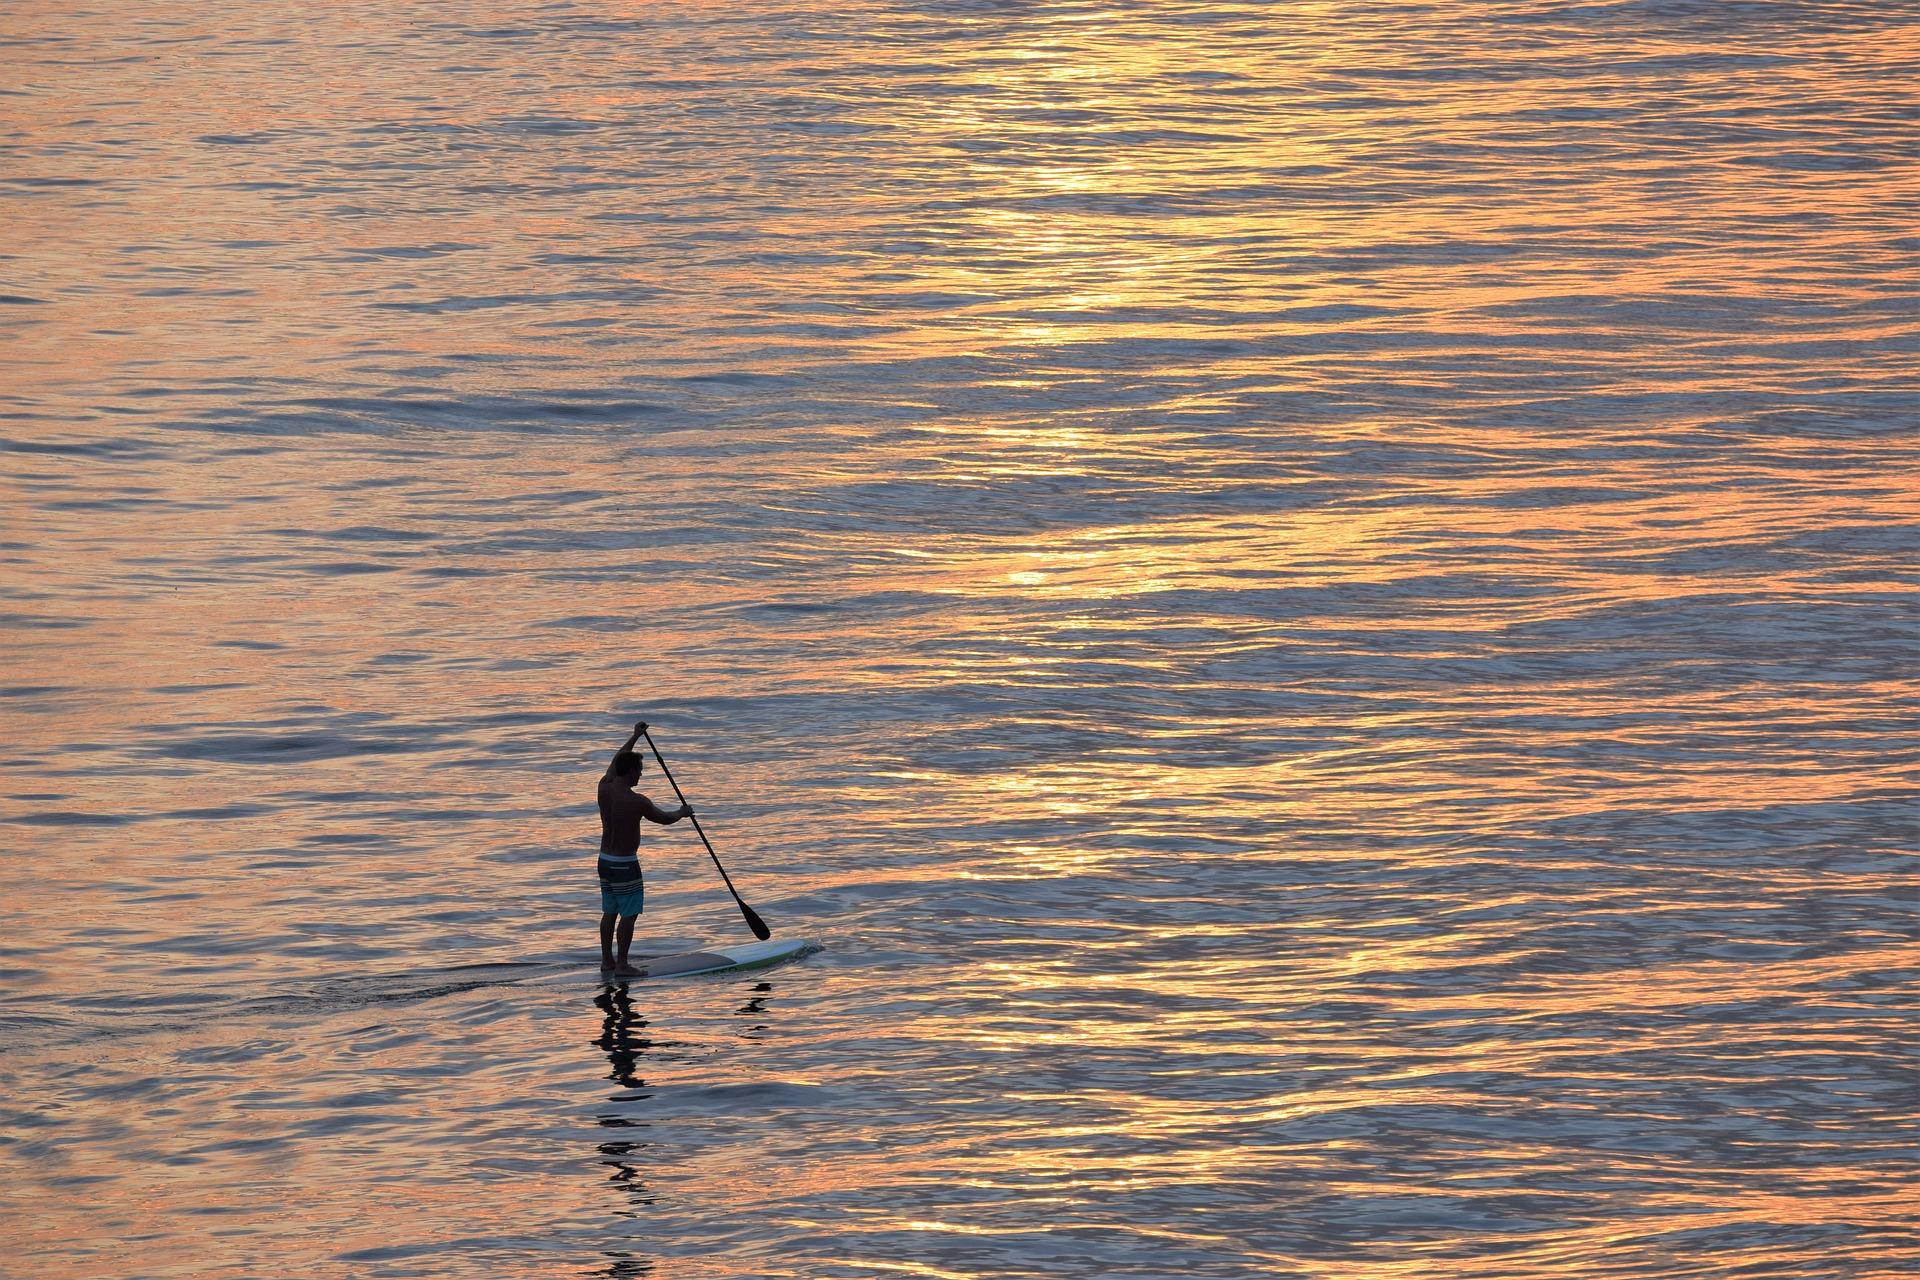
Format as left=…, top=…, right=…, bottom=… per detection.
left=600, top=957, right=617, bottom=970
left=613, top=963, right=644, bottom=978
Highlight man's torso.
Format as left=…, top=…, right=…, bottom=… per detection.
left=597, top=778, right=645, bottom=883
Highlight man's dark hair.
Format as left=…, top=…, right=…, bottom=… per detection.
left=612, top=750, right=643, bottom=778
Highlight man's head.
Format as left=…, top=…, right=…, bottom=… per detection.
left=612, top=750, right=643, bottom=781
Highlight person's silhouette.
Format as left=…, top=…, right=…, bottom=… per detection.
left=596, top=720, right=691, bottom=975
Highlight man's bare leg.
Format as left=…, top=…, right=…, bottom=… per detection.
left=600, top=912, right=618, bottom=969
left=614, top=913, right=642, bottom=976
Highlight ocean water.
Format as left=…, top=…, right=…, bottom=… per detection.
left=2, top=1, right=1917, bottom=1276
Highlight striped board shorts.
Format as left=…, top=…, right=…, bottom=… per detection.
left=598, top=854, right=644, bottom=916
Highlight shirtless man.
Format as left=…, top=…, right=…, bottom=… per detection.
left=598, top=721, right=692, bottom=975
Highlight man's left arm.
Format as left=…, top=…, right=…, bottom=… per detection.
left=605, top=720, right=646, bottom=777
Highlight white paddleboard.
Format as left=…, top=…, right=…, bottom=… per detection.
left=604, top=937, right=811, bottom=980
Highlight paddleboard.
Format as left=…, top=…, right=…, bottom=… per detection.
left=603, top=937, right=811, bottom=980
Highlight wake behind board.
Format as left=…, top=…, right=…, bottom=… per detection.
left=604, top=937, right=811, bottom=981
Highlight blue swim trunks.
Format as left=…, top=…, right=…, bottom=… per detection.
left=598, top=855, right=644, bottom=916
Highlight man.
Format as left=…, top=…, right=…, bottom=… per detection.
left=598, top=720, right=692, bottom=975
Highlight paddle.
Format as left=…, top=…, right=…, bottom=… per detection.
left=640, top=726, right=772, bottom=942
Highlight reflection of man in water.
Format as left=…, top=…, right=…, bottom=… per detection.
left=593, top=983, right=648, bottom=1089
left=598, top=721, right=691, bottom=975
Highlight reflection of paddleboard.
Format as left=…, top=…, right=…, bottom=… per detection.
left=604, top=937, right=811, bottom=981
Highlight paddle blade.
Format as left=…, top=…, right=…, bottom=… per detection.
left=740, top=902, right=771, bottom=941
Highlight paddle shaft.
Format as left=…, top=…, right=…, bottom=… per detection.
left=640, top=728, right=771, bottom=941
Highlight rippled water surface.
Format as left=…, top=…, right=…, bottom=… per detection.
left=3, top=1, right=1917, bottom=1276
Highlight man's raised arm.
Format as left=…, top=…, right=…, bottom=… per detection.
left=605, top=720, right=646, bottom=778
